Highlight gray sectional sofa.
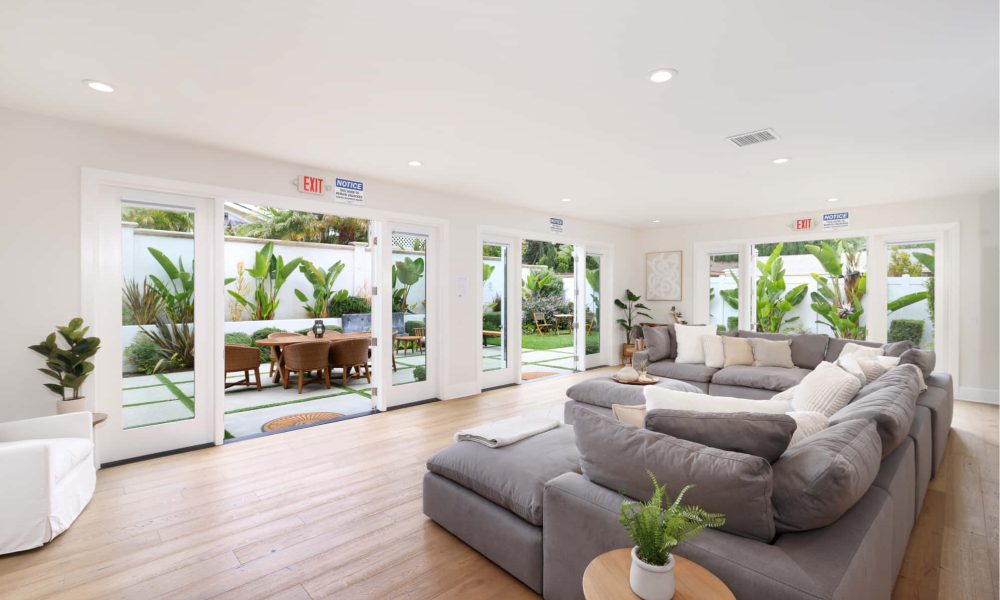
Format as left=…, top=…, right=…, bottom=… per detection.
left=423, top=330, right=953, bottom=600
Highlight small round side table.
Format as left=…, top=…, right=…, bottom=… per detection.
left=582, top=548, right=734, bottom=600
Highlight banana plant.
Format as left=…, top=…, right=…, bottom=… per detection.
left=225, top=242, right=303, bottom=320
left=294, top=259, right=346, bottom=318
left=719, top=270, right=740, bottom=311
left=755, top=244, right=808, bottom=333
left=806, top=240, right=868, bottom=339
left=392, top=257, right=425, bottom=313
left=483, top=262, right=495, bottom=282
left=28, top=318, right=101, bottom=401
left=887, top=249, right=935, bottom=317
left=614, top=289, right=651, bottom=344
left=146, top=248, right=194, bottom=323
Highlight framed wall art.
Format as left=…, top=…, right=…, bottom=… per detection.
left=646, top=251, right=683, bottom=301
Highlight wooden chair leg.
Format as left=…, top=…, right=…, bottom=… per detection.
left=324, top=367, right=331, bottom=389
left=254, top=368, right=261, bottom=391
left=365, top=364, right=371, bottom=384
left=282, top=366, right=290, bottom=389
left=342, top=367, right=348, bottom=385
left=297, top=370, right=304, bottom=394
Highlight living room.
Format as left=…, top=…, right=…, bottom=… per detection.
left=0, top=2, right=997, bottom=599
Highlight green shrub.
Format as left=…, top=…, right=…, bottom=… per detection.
left=405, top=320, right=425, bottom=335
left=124, top=333, right=163, bottom=375
left=585, top=339, right=600, bottom=354
left=413, top=365, right=426, bottom=381
left=224, top=332, right=253, bottom=346
left=482, top=311, right=502, bottom=331
left=329, top=295, right=371, bottom=317
left=727, top=316, right=739, bottom=332
left=250, top=327, right=285, bottom=363
left=889, top=319, right=924, bottom=346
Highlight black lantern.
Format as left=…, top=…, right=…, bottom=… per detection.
left=312, top=320, right=326, bottom=338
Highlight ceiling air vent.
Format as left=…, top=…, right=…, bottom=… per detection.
left=726, top=128, right=778, bottom=147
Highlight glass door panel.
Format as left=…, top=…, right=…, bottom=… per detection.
left=585, top=254, right=601, bottom=356
left=708, top=253, right=740, bottom=333
left=886, top=241, right=936, bottom=349
left=392, top=231, right=428, bottom=387
left=482, top=243, right=508, bottom=373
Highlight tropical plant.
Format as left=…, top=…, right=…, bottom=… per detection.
left=227, top=261, right=253, bottom=321
left=755, top=244, right=809, bottom=333
left=226, top=242, right=303, bottom=320
left=122, top=278, right=165, bottom=325
left=806, top=240, right=867, bottom=339
left=887, top=246, right=924, bottom=277
left=619, top=471, right=725, bottom=567
left=719, top=270, right=740, bottom=311
left=522, top=295, right=570, bottom=328
left=614, top=289, right=652, bottom=344
left=523, top=268, right=564, bottom=298
left=488, top=292, right=502, bottom=313
left=392, top=257, right=425, bottom=313
left=294, top=259, right=346, bottom=318
left=329, top=291, right=371, bottom=317
left=29, top=318, right=102, bottom=401
left=235, top=207, right=319, bottom=241
left=146, top=248, right=194, bottom=323
left=122, top=207, right=193, bottom=232
left=482, top=262, right=495, bottom=282
left=140, top=315, right=194, bottom=372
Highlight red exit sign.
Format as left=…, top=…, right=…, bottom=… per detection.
left=297, top=175, right=327, bottom=195
left=795, top=217, right=813, bottom=230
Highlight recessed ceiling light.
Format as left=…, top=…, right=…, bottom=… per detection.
left=82, top=79, right=114, bottom=93
left=772, top=157, right=790, bottom=164
left=561, top=198, right=572, bottom=203
left=407, top=160, right=422, bottom=167
left=652, top=219, right=661, bottom=223
left=648, top=69, right=678, bottom=83
left=827, top=198, right=839, bottom=203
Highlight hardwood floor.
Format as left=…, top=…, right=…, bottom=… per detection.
left=0, top=367, right=996, bottom=599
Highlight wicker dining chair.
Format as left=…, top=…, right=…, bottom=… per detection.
left=266, top=332, right=305, bottom=378
left=281, top=340, right=331, bottom=393
left=329, top=338, right=371, bottom=385
left=413, top=327, right=426, bottom=351
left=224, top=344, right=262, bottom=391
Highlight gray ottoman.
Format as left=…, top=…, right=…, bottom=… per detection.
left=564, top=376, right=702, bottom=423
left=423, top=425, right=580, bottom=593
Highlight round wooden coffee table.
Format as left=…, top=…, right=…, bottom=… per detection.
left=582, top=548, right=734, bottom=600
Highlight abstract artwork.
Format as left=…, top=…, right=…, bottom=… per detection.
left=646, top=251, right=683, bottom=301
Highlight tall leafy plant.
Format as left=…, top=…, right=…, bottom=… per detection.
left=392, top=257, right=425, bottom=313
left=614, top=289, right=651, bottom=344
left=886, top=249, right=935, bottom=322
left=122, top=278, right=165, bottom=325
left=806, top=240, right=867, bottom=339
left=523, top=268, right=564, bottom=298
left=226, top=242, right=303, bottom=320
left=294, top=259, right=346, bottom=318
left=482, top=262, right=495, bottom=282
left=29, top=318, right=102, bottom=401
left=147, top=248, right=194, bottom=323
left=755, top=244, right=808, bottom=333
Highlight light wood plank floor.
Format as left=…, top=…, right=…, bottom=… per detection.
left=0, top=367, right=996, bottom=599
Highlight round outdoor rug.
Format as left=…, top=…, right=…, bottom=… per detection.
left=522, top=371, right=559, bottom=381
left=261, top=412, right=344, bottom=432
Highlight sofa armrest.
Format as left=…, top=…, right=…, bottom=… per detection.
left=0, top=412, right=93, bottom=443
left=0, top=442, right=53, bottom=553
left=631, top=350, right=650, bottom=369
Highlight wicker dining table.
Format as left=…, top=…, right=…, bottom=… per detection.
left=255, top=333, right=372, bottom=384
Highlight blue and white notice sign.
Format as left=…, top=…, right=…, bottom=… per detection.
left=334, top=178, right=365, bottom=205
left=822, top=211, right=849, bottom=231
left=549, top=217, right=564, bottom=234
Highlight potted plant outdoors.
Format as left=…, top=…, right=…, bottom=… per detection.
left=620, top=472, right=725, bottom=600
left=614, top=289, right=651, bottom=366
left=29, top=318, right=102, bottom=414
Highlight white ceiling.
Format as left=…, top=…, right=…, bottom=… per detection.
left=0, top=0, right=996, bottom=226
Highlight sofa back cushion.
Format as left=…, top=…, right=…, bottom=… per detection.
left=645, top=409, right=796, bottom=463
left=824, top=337, right=882, bottom=361
left=899, top=348, right=936, bottom=377
left=831, top=365, right=920, bottom=457
left=642, top=325, right=674, bottom=362
left=772, top=419, right=882, bottom=532
left=738, top=331, right=829, bottom=369
left=573, top=407, right=776, bottom=541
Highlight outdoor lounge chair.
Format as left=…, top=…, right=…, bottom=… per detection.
left=281, top=340, right=331, bottom=393
left=532, top=312, right=552, bottom=335
left=330, top=337, right=371, bottom=385
left=224, top=344, right=262, bottom=390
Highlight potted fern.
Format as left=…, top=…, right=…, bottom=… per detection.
left=619, top=472, right=725, bottom=600
left=29, top=318, right=102, bottom=413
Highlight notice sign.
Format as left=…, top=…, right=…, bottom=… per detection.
left=794, top=217, right=813, bottom=231
left=334, top=178, right=365, bottom=205
left=297, top=175, right=328, bottom=196
left=822, top=211, right=850, bottom=231
left=549, top=217, right=564, bottom=234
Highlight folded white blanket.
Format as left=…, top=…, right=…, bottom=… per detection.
left=455, top=416, right=560, bottom=448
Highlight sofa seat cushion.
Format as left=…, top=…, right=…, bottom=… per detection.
left=646, top=359, right=719, bottom=383
left=0, top=438, right=93, bottom=484
left=426, top=426, right=579, bottom=526
left=710, top=365, right=811, bottom=392
left=566, top=376, right=701, bottom=409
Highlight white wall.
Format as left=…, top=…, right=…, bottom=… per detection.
left=638, top=194, right=999, bottom=402
left=0, top=107, right=640, bottom=421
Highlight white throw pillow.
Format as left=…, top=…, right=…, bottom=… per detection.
left=787, top=411, right=829, bottom=445
left=674, top=324, right=717, bottom=364
left=856, top=357, right=891, bottom=384
left=644, top=385, right=792, bottom=414
left=791, top=361, right=862, bottom=416
left=702, top=335, right=725, bottom=369
left=839, top=342, right=885, bottom=360
left=836, top=353, right=867, bottom=386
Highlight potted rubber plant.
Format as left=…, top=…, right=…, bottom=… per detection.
left=614, top=289, right=651, bottom=366
left=29, top=318, right=101, bottom=413
left=619, top=472, right=725, bottom=600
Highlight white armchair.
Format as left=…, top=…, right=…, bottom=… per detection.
left=0, top=412, right=96, bottom=554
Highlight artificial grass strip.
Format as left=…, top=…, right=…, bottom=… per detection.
left=155, top=374, right=195, bottom=414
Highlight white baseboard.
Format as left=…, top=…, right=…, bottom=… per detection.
left=957, top=386, right=1000, bottom=405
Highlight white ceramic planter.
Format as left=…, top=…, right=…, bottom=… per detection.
left=57, top=398, right=87, bottom=414
left=629, top=547, right=675, bottom=600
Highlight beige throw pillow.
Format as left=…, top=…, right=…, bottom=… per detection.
left=702, top=335, right=725, bottom=368
left=791, top=361, right=862, bottom=416
left=787, top=411, right=829, bottom=445
left=612, top=403, right=646, bottom=427
left=749, top=338, right=795, bottom=368
left=722, top=337, right=754, bottom=367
